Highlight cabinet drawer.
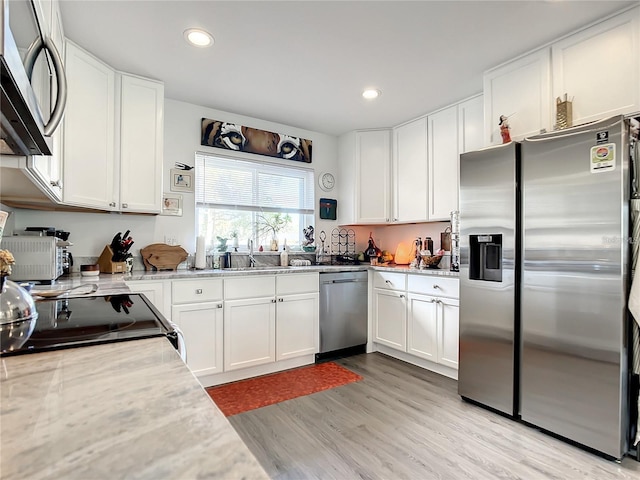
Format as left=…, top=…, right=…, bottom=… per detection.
left=225, top=275, right=276, bottom=300
left=407, top=275, right=459, bottom=298
left=172, top=278, right=223, bottom=304
left=277, top=273, right=319, bottom=295
left=373, top=271, right=407, bottom=291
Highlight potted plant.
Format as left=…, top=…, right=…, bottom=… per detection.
left=216, top=236, right=228, bottom=252
left=256, top=213, right=292, bottom=251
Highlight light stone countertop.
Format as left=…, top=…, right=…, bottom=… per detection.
left=39, top=263, right=457, bottom=292
left=0, top=338, right=269, bottom=480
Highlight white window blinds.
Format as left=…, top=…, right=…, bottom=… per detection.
left=195, top=153, right=314, bottom=214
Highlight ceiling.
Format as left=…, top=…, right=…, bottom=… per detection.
left=59, top=0, right=637, bottom=136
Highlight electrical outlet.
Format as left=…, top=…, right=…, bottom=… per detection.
left=164, top=235, right=178, bottom=246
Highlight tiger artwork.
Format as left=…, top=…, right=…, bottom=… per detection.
left=201, top=118, right=312, bottom=163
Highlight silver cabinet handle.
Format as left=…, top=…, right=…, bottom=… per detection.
left=393, top=218, right=398, bottom=222
left=24, top=35, right=67, bottom=136
left=109, top=202, right=116, bottom=207
left=195, top=289, right=203, bottom=294
left=385, top=280, right=392, bottom=285
left=217, top=304, right=222, bottom=308
left=122, top=203, right=128, bottom=209
left=50, top=180, right=61, bottom=188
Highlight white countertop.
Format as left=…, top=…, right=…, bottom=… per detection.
left=0, top=338, right=269, bottom=480
left=39, top=263, right=457, bottom=291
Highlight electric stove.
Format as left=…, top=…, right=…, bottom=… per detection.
left=0, top=294, right=183, bottom=358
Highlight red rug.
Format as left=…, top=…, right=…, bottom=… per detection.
left=206, top=362, right=363, bottom=416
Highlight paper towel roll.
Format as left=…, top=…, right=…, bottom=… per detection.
left=195, top=236, right=206, bottom=269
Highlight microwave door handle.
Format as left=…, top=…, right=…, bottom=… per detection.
left=23, top=36, right=67, bottom=137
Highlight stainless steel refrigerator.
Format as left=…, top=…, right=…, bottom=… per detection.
left=458, top=115, right=632, bottom=459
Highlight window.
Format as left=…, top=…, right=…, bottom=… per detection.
left=195, top=153, right=314, bottom=252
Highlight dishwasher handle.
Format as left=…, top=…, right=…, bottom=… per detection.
left=322, top=278, right=367, bottom=284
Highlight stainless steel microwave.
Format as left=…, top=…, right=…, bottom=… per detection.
left=0, top=0, right=66, bottom=156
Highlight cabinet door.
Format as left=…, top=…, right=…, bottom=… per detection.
left=393, top=117, right=428, bottom=223
left=118, top=74, right=164, bottom=213
left=428, top=105, right=459, bottom=221
left=126, top=280, right=169, bottom=318
left=438, top=297, right=459, bottom=369
left=484, top=48, right=551, bottom=144
left=276, top=292, right=319, bottom=360
left=373, top=288, right=406, bottom=351
left=63, top=41, right=116, bottom=210
left=172, top=302, right=223, bottom=376
left=356, top=130, right=391, bottom=224
left=552, top=8, right=640, bottom=126
left=407, top=294, right=438, bottom=362
left=458, top=95, right=484, bottom=153
left=224, top=297, right=276, bottom=371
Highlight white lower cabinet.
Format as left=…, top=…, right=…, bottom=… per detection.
left=372, top=272, right=460, bottom=376
left=276, top=292, right=319, bottom=360
left=373, top=288, right=407, bottom=350
left=172, top=302, right=223, bottom=376
left=224, top=297, right=276, bottom=371
left=407, top=294, right=459, bottom=369
left=125, top=280, right=169, bottom=319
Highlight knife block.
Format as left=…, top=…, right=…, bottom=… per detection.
left=97, top=245, right=126, bottom=274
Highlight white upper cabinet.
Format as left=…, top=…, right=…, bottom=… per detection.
left=62, top=41, right=163, bottom=213
left=458, top=95, right=484, bottom=154
left=428, top=105, right=459, bottom=221
left=484, top=7, right=639, bottom=144
left=338, top=129, right=391, bottom=224
left=484, top=48, right=552, bottom=144
left=63, top=40, right=116, bottom=210
left=393, top=117, right=428, bottom=223
left=118, top=74, right=164, bottom=213
left=551, top=7, right=640, bottom=126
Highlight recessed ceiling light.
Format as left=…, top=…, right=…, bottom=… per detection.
left=184, top=28, right=214, bottom=47
left=362, top=89, right=381, bottom=100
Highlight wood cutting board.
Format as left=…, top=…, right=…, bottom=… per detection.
left=141, top=243, right=188, bottom=271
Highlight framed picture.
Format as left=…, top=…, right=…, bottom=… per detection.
left=162, top=193, right=183, bottom=216
left=319, top=198, right=337, bottom=220
left=170, top=168, right=194, bottom=192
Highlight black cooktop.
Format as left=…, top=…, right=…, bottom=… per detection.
left=1, top=294, right=176, bottom=356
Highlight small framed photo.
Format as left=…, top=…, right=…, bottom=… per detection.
left=319, top=198, right=337, bottom=220
left=170, top=169, right=194, bottom=193
left=162, top=193, right=183, bottom=216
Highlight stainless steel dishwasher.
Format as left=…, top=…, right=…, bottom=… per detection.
left=318, top=270, right=368, bottom=360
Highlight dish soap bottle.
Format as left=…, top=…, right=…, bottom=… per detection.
left=280, top=239, right=289, bottom=267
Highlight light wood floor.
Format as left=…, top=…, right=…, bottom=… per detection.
left=229, top=353, right=640, bottom=480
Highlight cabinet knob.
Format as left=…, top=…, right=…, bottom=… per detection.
left=217, top=304, right=222, bottom=308
left=432, top=285, right=440, bottom=289
left=385, top=280, right=392, bottom=285
left=50, top=180, right=61, bottom=188
left=109, top=202, right=116, bottom=207
left=393, top=218, right=398, bottom=222
left=271, top=299, right=277, bottom=303
left=399, top=294, right=405, bottom=299
left=386, top=218, right=390, bottom=222
left=278, top=298, right=284, bottom=302
left=195, top=289, right=203, bottom=294
left=122, top=203, right=128, bottom=209
left=430, top=299, right=436, bottom=303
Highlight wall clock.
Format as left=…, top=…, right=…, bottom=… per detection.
left=318, top=172, right=335, bottom=192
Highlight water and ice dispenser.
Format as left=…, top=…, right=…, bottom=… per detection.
left=469, top=234, right=502, bottom=282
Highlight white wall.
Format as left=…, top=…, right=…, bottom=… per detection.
left=7, top=99, right=340, bottom=257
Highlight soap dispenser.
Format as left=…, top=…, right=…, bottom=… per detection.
left=280, top=239, right=289, bottom=267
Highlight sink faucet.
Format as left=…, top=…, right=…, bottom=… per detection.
left=248, top=239, right=256, bottom=267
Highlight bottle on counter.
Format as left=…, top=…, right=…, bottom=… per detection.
left=280, top=240, right=289, bottom=266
